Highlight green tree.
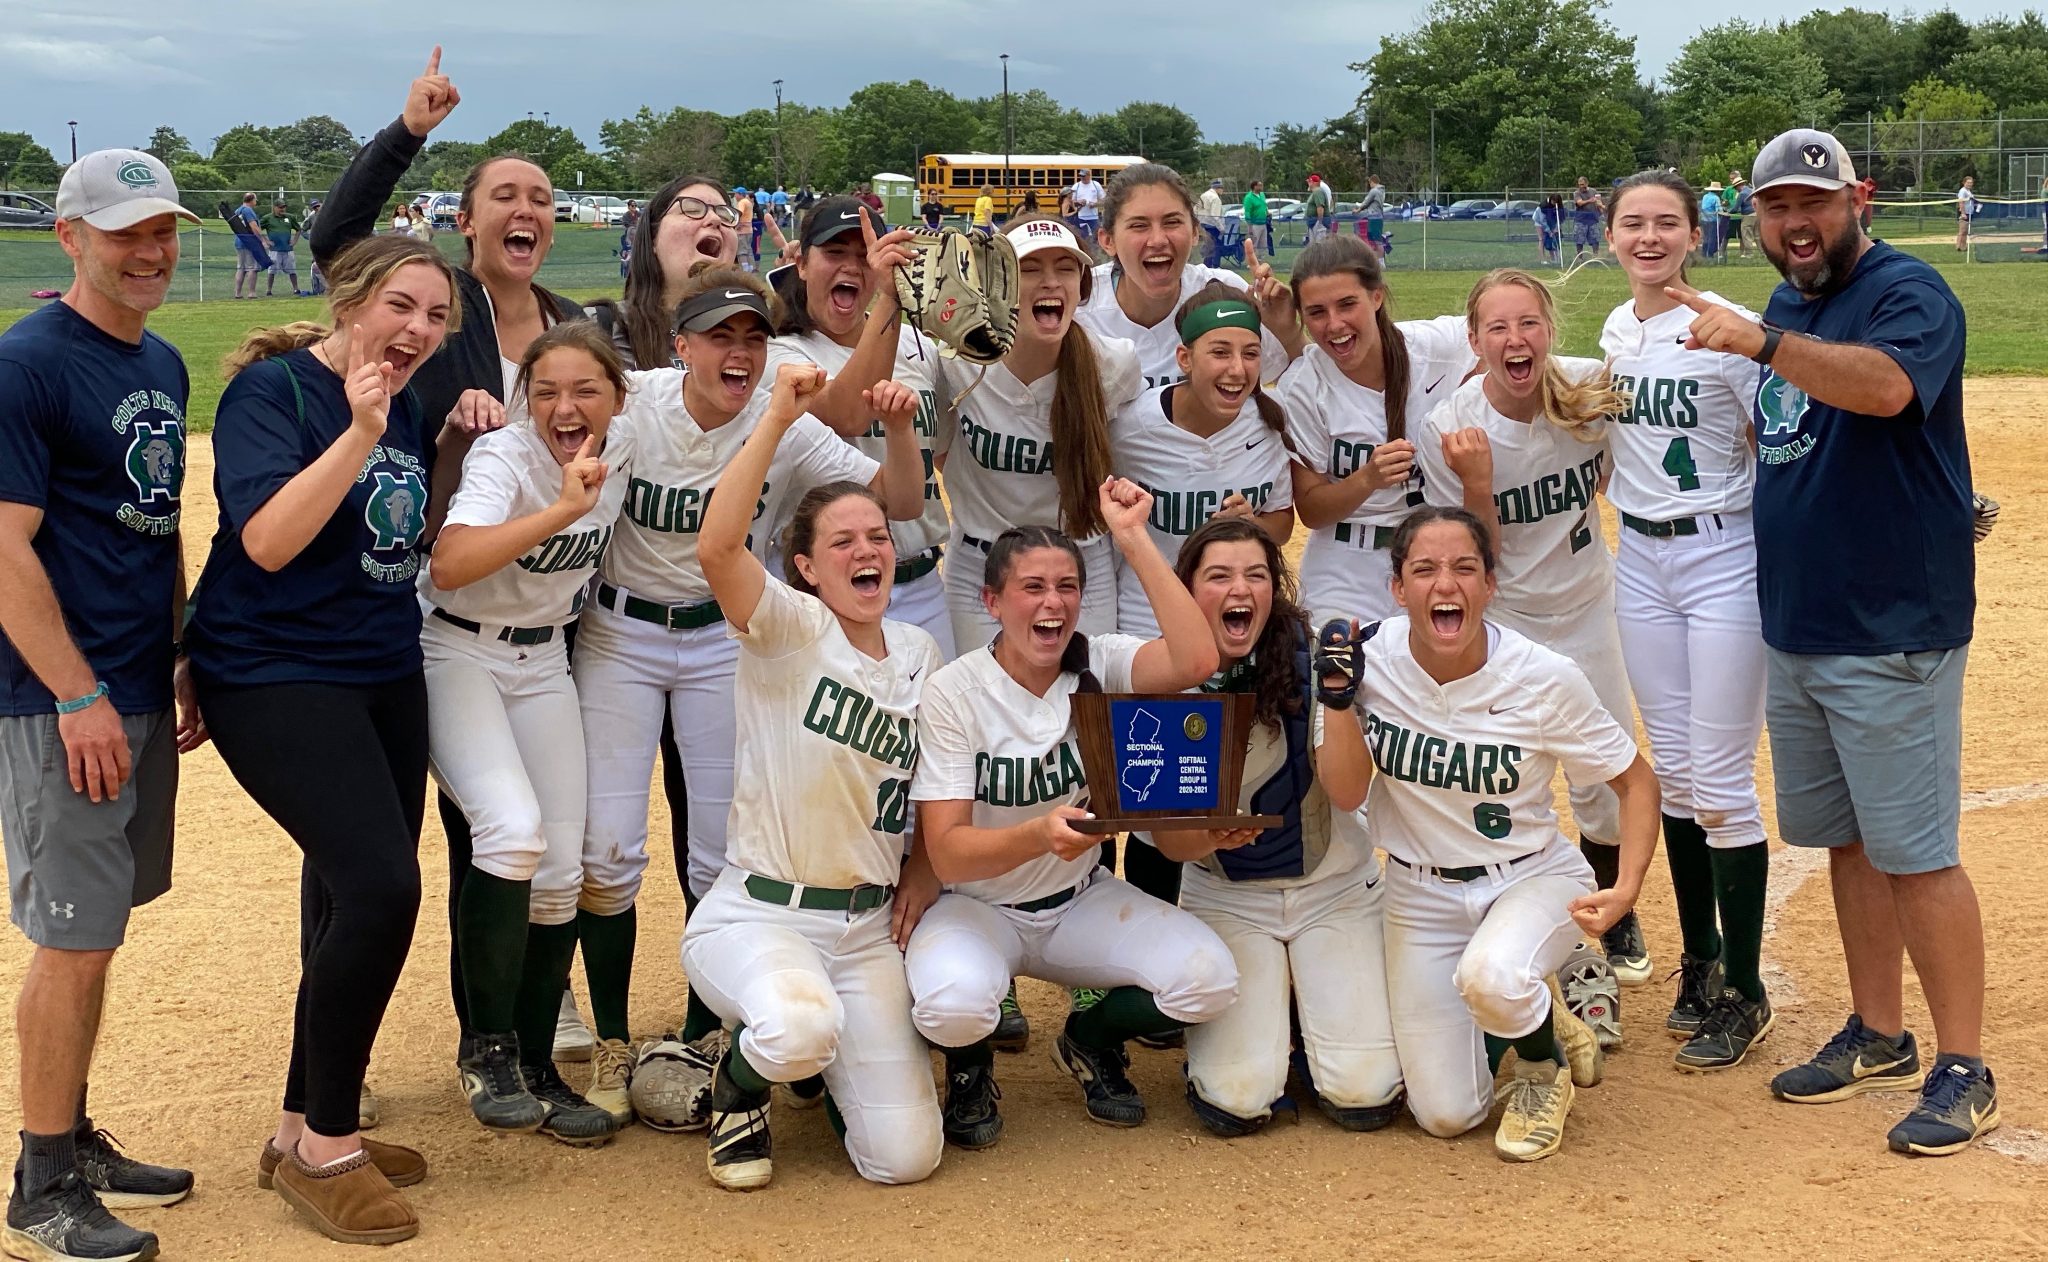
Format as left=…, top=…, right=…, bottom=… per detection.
left=169, top=158, right=226, bottom=195
left=0, top=134, right=61, bottom=189
left=209, top=125, right=284, bottom=191
left=479, top=120, right=584, bottom=175
left=1912, top=9, right=1975, bottom=85
left=779, top=105, right=847, bottom=192
left=1941, top=45, right=2048, bottom=112
left=1880, top=78, right=1996, bottom=190
left=265, top=115, right=357, bottom=165
left=1565, top=97, right=1644, bottom=184
left=1305, top=144, right=1368, bottom=195
left=1706, top=94, right=1797, bottom=151
left=403, top=140, right=484, bottom=193
left=970, top=88, right=1091, bottom=156
left=601, top=106, right=729, bottom=189
left=1791, top=8, right=1919, bottom=119
left=839, top=81, right=977, bottom=185
left=1258, top=122, right=1322, bottom=189
left=720, top=109, right=778, bottom=188
left=545, top=148, right=625, bottom=193
left=1662, top=22, right=1838, bottom=137
left=1481, top=115, right=1556, bottom=189
left=144, top=126, right=193, bottom=164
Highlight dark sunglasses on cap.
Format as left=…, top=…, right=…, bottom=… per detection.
left=669, top=195, right=740, bottom=227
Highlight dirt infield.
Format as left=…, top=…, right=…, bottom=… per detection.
left=4, top=381, right=2043, bottom=1260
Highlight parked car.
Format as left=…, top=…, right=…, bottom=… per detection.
left=425, top=191, right=462, bottom=228
left=554, top=190, right=575, bottom=221
left=1444, top=199, right=1499, bottom=219
left=1476, top=199, right=1541, bottom=220
left=1223, top=198, right=1303, bottom=223
left=0, top=192, right=58, bottom=230
left=571, top=196, right=628, bottom=225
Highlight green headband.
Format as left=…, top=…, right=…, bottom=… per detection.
left=1178, top=299, right=1263, bottom=346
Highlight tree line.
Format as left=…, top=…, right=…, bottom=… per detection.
left=3, top=4, right=2043, bottom=198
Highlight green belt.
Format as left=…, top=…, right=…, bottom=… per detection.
left=1333, top=523, right=1397, bottom=549
left=1387, top=849, right=1542, bottom=883
left=430, top=607, right=556, bottom=646
left=596, top=582, right=724, bottom=630
left=1620, top=512, right=1700, bottom=539
left=743, top=873, right=893, bottom=913
left=1003, top=883, right=1081, bottom=914
left=895, top=546, right=942, bottom=584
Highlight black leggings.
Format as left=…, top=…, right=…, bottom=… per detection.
left=202, top=675, right=428, bottom=1138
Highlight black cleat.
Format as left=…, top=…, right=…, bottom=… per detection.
left=4, top=1169, right=159, bottom=1262
left=72, top=1128, right=191, bottom=1210
left=522, top=1062, right=620, bottom=1148
left=1601, top=910, right=1652, bottom=986
left=1665, top=954, right=1724, bottom=1038
left=1054, top=1031, right=1145, bottom=1127
left=991, top=983, right=1030, bottom=1054
left=705, top=1061, right=773, bottom=1191
left=941, top=1063, right=1004, bottom=1150
left=1675, top=989, right=1775, bottom=1072
left=456, top=1032, right=547, bottom=1133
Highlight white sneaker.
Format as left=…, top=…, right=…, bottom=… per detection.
left=358, top=1081, right=381, bottom=1131
left=587, top=1038, right=636, bottom=1125
left=554, top=991, right=596, bottom=1063
left=1494, top=1058, right=1574, bottom=1161
left=631, top=1030, right=723, bottom=1132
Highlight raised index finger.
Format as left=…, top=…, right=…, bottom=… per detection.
left=860, top=205, right=878, bottom=248
left=424, top=45, right=442, bottom=76
left=348, top=325, right=366, bottom=375
left=1662, top=283, right=1708, bottom=312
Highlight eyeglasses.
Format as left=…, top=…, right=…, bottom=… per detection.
left=670, top=196, right=740, bottom=227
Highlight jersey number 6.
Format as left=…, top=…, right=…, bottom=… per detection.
left=1472, top=801, right=1511, bottom=840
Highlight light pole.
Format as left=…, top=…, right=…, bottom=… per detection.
left=1137, top=122, right=1145, bottom=158
left=773, top=79, right=785, bottom=190
left=1000, top=54, right=1011, bottom=214
left=68, top=121, right=77, bottom=164
left=1254, top=126, right=1269, bottom=181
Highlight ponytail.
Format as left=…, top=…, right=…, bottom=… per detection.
left=222, top=322, right=328, bottom=379
left=1049, top=326, right=1113, bottom=538
left=1465, top=268, right=1625, bottom=438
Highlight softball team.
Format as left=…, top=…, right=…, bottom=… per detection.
left=1599, top=172, right=1773, bottom=1066
left=905, top=483, right=1237, bottom=1146
left=1411, top=269, right=1644, bottom=1045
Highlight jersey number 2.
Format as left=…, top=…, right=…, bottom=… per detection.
left=872, top=778, right=911, bottom=835
left=1472, top=802, right=1511, bottom=840
left=1662, top=436, right=1702, bottom=491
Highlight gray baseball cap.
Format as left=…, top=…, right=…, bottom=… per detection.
left=1752, top=129, right=1859, bottom=195
left=56, top=149, right=200, bottom=229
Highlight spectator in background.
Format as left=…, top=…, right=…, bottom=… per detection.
left=389, top=203, right=413, bottom=237
left=921, top=192, right=946, bottom=229
left=1536, top=193, right=1562, bottom=265
left=1071, top=168, right=1103, bottom=247
left=622, top=199, right=642, bottom=236
left=1242, top=179, right=1273, bottom=257
left=1699, top=180, right=1724, bottom=261
left=1197, top=177, right=1226, bottom=266
left=770, top=184, right=790, bottom=227
left=1360, top=173, right=1387, bottom=257
left=260, top=199, right=303, bottom=296
left=1304, top=172, right=1333, bottom=242
left=1057, top=182, right=1076, bottom=222
left=856, top=182, right=884, bottom=216
left=1725, top=173, right=1753, bottom=258
left=1955, top=174, right=1976, bottom=251
left=1860, top=175, right=1879, bottom=235
left=733, top=187, right=757, bottom=270
left=972, top=184, right=994, bottom=228
left=1019, top=189, right=1041, bottom=216
left=1571, top=177, right=1603, bottom=261
left=234, top=191, right=265, bottom=299
left=302, top=198, right=327, bottom=295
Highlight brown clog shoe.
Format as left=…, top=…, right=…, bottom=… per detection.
left=258, top=1138, right=427, bottom=1190
left=272, top=1146, right=419, bottom=1245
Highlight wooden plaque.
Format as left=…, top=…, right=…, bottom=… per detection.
left=1069, top=691, right=1284, bottom=835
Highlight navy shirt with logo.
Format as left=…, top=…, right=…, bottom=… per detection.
left=0, top=302, right=188, bottom=716
left=187, top=348, right=437, bottom=687
left=1752, top=242, right=1972, bottom=655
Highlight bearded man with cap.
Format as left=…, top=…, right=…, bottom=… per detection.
left=0, top=149, right=202, bottom=1262
left=1665, top=128, right=1996, bottom=1158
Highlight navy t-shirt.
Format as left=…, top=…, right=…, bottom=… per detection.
left=0, top=302, right=188, bottom=716
left=187, top=348, right=436, bottom=687
left=1752, top=242, right=1973, bottom=654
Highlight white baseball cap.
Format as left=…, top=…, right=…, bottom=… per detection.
left=56, top=150, right=200, bottom=229
left=1005, top=217, right=1090, bottom=270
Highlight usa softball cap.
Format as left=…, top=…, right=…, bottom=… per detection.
left=1006, top=217, right=1090, bottom=269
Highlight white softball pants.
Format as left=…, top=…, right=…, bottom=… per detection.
left=1382, top=840, right=1593, bottom=1138
left=680, top=867, right=943, bottom=1185
left=1614, top=512, right=1767, bottom=847
left=1298, top=526, right=1399, bottom=631
left=904, top=868, right=1239, bottom=1048
left=890, top=567, right=957, bottom=661
left=1491, top=586, right=1633, bottom=845
left=573, top=599, right=734, bottom=908
left=421, top=618, right=585, bottom=925
left=944, top=529, right=1120, bottom=653
left=1181, top=854, right=1403, bottom=1123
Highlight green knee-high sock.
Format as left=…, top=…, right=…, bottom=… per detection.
left=457, top=869, right=533, bottom=1034
left=1064, top=986, right=1181, bottom=1048
left=678, top=884, right=720, bottom=1042
left=576, top=905, right=637, bottom=1043
left=514, top=920, right=581, bottom=1070
left=1710, top=842, right=1770, bottom=1001
left=1579, top=837, right=1621, bottom=891
left=721, top=1031, right=773, bottom=1096
left=1663, top=814, right=1723, bottom=960
left=1484, top=1034, right=1512, bottom=1076
left=1510, top=1007, right=1560, bottom=1066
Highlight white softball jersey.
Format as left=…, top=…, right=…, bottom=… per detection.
left=1354, top=617, right=1639, bottom=869
left=1274, top=317, right=1477, bottom=618
left=599, top=368, right=878, bottom=606
left=726, top=577, right=943, bottom=888
left=1079, top=263, right=1289, bottom=389
left=1598, top=294, right=1761, bottom=520
left=1108, top=385, right=1295, bottom=638
left=910, top=634, right=1143, bottom=905
left=765, top=325, right=951, bottom=556
left=1188, top=699, right=1369, bottom=891
left=1413, top=359, right=1612, bottom=618
left=425, top=420, right=632, bottom=628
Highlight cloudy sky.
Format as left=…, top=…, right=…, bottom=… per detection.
left=0, top=1, right=2023, bottom=164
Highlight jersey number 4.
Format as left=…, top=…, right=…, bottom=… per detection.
left=1661, top=436, right=1702, bottom=492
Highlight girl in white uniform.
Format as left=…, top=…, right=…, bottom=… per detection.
left=905, top=483, right=1238, bottom=1147
left=682, top=363, right=945, bottom=1191
left=423, top=323, right=629, bottom=1146
left=1109, top=284, right=1298, bottom=641
left=936, top=216, right=1141, bottom=650
left=571, top=267, right=925, bottom=1114
left=1411, top=270, right=1639, bottom=1045
left=1076, top=163, right=1294, bottom=389
left=764, top=195, right=955, bottom=656
left=1272, top=235, right=1478, bottom=626
left=1319, top=506, right=1659, bottom=1161
left=1598, top=171, right=1772, bottom=1067
left=1160, top=518, right=1404, bottom=1137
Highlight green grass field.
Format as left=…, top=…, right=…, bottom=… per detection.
left=1, top=246, right=2039, bottom=432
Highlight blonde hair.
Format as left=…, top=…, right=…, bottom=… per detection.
left=222, top=236, right=461, bottom=378
left=1464, top=268, right=1625, bottom=436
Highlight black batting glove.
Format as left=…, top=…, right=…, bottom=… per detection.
left=1312, top=618, right=1362, bottom=711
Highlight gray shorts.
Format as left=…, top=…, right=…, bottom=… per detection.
left=1766, top=647, right=1966, bottom=875
left=270, top=249, right=297, bottom=273
left=1, top=709, right=177, bottom=949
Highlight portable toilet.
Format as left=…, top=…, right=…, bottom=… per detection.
left=874, top=172, right=916, bottom=227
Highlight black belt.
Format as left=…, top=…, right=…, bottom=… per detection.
left=742, top=873, right=893, bottom=913
left=430, top=607, right=556, bottom=646
left=595, top=582, right=724, bottom=630
left=896, top=546, right=942, bottom=583
left=960, top=533, right=995, bottom=552
left=1621, top=512, right=1723, bottom=539
left=1003, top=883, right=1082, bottom=914
left=1333, top=523, right=1397, bottom=549
left=1387, top=848, right=1543, bottom=883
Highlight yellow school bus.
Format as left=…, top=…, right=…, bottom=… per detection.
left=918, top=154, right=1147, bottom=218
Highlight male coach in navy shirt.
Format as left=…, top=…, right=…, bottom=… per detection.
left=0, top=150, right=204, bottom=1260
left=1670, top=128, right=1994, bottom=1157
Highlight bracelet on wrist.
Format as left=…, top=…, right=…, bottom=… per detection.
left=55, top=681, right=109, bottom=715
